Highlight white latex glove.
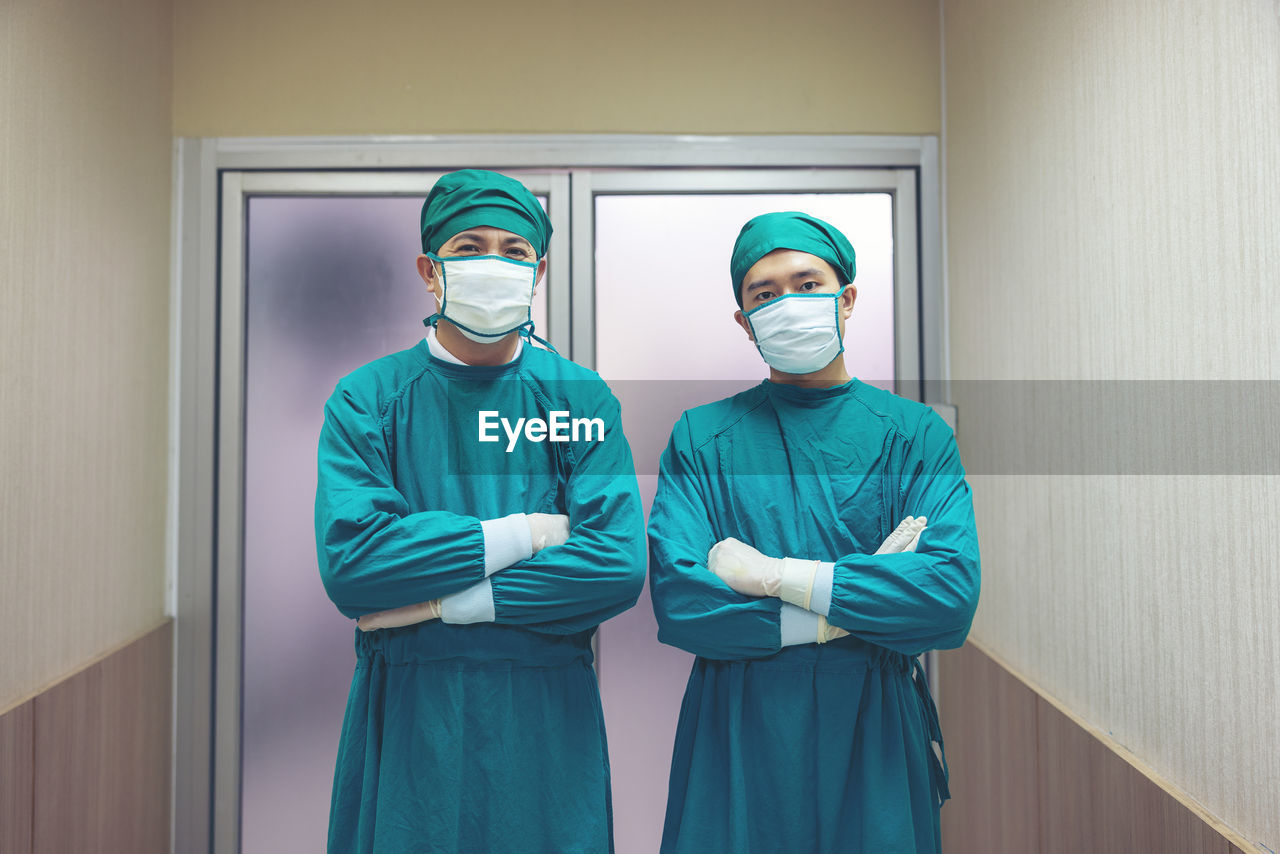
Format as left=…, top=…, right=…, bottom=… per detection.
left=875, top=516, right=927, bottom=554
left=357, top=598, right=441, bottom=632
left=707, top=537, right=784, bottom=598
left=707, top=537, right=825, bottom=608
left=817, top=615, right=849, bottom=643
left=527, top=513, right=570, bottom=553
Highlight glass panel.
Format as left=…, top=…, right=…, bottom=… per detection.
left=241, top=196, right=425, bottom=852
left=595, top=193, right=893, bottom=383
left=592, top=192, right=895, bottom=854
left=240, top=193, right=550, bottom=851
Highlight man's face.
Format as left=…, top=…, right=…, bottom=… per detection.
left=733, top=249, right=857, bottom=342
left=416, top=226, right=547, bottom=302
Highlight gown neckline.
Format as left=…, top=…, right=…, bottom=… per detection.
left=414, top=336, right=528, bottom=379
left=762, top=376, right=859, bottom=405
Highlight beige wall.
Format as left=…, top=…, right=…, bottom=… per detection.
left=0, top=0, right=173, bottom=711
left=944, top=0, right=1280, bottom=849
left=173, top=0, right=940, bottom=136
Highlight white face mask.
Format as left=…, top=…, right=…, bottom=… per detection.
left=744, top=291, right=846, bottom=375
left=429, top=253, right=539, bottom=343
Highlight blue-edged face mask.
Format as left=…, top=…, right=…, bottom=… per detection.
left=744, top=290, right=846, bottom=375
left=427, top=253, right=539, bottom=343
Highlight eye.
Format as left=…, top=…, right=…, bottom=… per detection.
left=451, top=242, right=481, bottom=255
left=505, top=248, right=532, bottom=260
left=754, top=291, right=776, bottom=303
left=799, top=280, right=820, bottom=291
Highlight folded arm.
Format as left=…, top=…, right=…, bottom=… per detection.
left=648, top=414, right=793, bottom=660
left=361, top=386, right=647, bottom=636
left=315, top=386, right=490, bottom=619
left=705, top=410, right=980, bottom=656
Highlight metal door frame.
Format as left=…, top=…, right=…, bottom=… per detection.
left=169, top=133, right=943, bottom=853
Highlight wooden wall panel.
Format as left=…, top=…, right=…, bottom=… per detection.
left=95, top=622, right=172, bottom=852
left=1037, top=695, right=1233, bottom=854
left=20, top=622, right=172, bottom=854
left=941, top=641, right=1255, bottom=853
left=938, top=643, right=1039, bottom=854
left=1121, top=747, right=1236, bottom=854
left=0, top=702, right=34, bottom=854
left=32, top=662, right=102, bottom=853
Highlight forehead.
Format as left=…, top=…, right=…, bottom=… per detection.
left=742, top=249, right=839, bottom=286
left=441, top=226, right=533, bottom=248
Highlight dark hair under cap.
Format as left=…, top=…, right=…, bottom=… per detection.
left=729, top=212, right=857, bottom=307
left=420, top=169, right=552, bottom=257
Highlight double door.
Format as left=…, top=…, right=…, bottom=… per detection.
left=224, top=167, right=916, bottom=853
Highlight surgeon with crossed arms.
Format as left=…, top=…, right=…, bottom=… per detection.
left=315, top=169, right=645, bottom=853
left=648, top=212, right=981, bottom=854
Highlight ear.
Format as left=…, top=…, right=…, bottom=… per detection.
left=417, top=255, right=443, bottom=303
left=840, top=283, right=857, bottom=319
left=532, top=257, right=548, bottom=295
left=734, top=309, right=755, bottom=343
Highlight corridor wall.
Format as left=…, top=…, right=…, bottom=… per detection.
left=0, top=0, right=171, bottom=737
left=0, top=0, right=175, bottom=849
left=172, top=0, right=942, bottom=136
left=942, top=0, right=1280, bottom=848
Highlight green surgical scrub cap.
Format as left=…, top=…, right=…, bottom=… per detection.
left=420, top=169, right=552, bottom=257
left=729, top=212, right=857, bottom=306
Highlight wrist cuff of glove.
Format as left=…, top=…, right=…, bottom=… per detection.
left=480, top=513, right=533, bottom=576
left=778, top=557, right=821, bottom=609
left=440, top=579, right=496, bottom=624
left=809, top=561, right=835, bottom=616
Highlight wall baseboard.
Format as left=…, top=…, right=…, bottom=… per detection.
left=939, top=640, right=1257, bottom=854
left=0, top=620, right=172, bottom=854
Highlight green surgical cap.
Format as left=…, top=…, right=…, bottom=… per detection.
left=420, top=169, right=552, bottom=257
left=729, top=212, right=857, bottom=306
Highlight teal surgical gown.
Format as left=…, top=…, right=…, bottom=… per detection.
left=315, top=338, right=645, bottom=854
left=648, top=378, right=980, bottom=854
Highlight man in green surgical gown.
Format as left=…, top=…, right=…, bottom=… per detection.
left=648, top=211, right=981, bottom=854
left=315, top=169, right=645, bottom=853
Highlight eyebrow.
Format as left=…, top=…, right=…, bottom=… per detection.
left=744, top=268, right=826, bottom=292
left=447, top=232, right=533, bottom=251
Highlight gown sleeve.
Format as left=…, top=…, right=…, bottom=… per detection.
left=488, top=385, right=647, bottom=635
left=648, top=413, right=785, bottom=660
left=315, top=382, right=486, bottom=619
left=824, top=407, right=981, bottom=655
